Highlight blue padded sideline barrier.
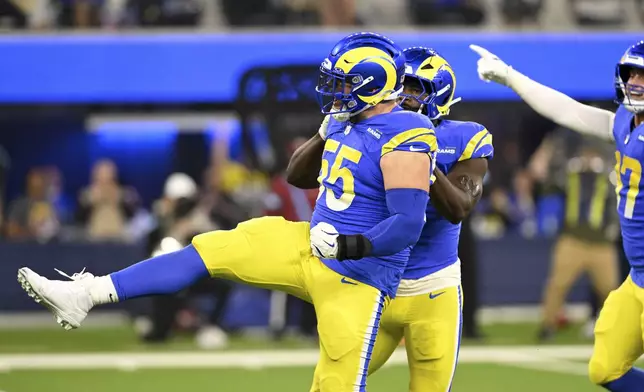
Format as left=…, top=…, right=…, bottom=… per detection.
left=0, top=32, right=636, bottom=103
left=0, top=235, right=591, bottom=318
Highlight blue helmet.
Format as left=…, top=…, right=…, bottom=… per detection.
left=401, top=47, right=461, bottom=120
left=615, top=41, right=644, bottom=113
left=316, top=32, right=406, bottom=120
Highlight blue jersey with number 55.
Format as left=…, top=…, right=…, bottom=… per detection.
left=613, top=105, right=644, bottom=286
left=310, top=106, right=437, bottom=298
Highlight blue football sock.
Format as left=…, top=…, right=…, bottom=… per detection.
left=110, top=245, right=209, bottom=301
left=603, top=368, right=644, bottom=391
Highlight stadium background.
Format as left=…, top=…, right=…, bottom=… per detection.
left=0, top=0, right=640, bottom=391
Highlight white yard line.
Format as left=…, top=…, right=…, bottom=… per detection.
left=0, top=345, right=597, bottom=372
left=502, top=359, right=589, bottom=376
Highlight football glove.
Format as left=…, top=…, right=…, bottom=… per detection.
left=310, top=222, right=371, bottom=261
left=318, top=115, right=331, bottom=140
left=470, top=44, right=513, bottom=87
left=310, top=222, right=339, bottom=259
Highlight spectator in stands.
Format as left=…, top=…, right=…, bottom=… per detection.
left=29, top=0, right=106, bottom=28
left=42, top=166, right=74, bottom=225
left=570, top=0, right=625, bottom=26
left=221, top=0, right=351, bottom=27
left=124, top=0, right=203, bottom=27
left=409, top=0, right=484, bottom=26
left=200, top=164, right=252, bottom=230
left=77, top=159, right=138, bottom=241
left=220, top=0, right=285, bottom=26
left=318, top=0, right=356, bottom=26
left=501, top=0, right=542, bottom=26
left=138, top=172, right=232, bottom=349
left=0, top=0, right=27, bottom=28
left=0, top=145, right=8, bottom=233
left=264, top=139, right=317, bottom=218
left=509, top=169, right=538, bottom=237
left=153, top=172, right=215, bottom=240
left=6, top=168, right=59, bottom=241
left=529, top=132, right=619, bottom=341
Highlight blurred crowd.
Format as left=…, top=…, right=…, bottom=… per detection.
left=0, top=127, right=617, bottom=245
left=475, top=127, right=617, bottom=241
left=0, top=137, right=318, bottom=246
left=0, top=0, right=641, bottom=30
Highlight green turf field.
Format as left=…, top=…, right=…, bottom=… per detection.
left=0, top=322, right=594, bottom=353
left=0, top=363, right=600, bottom=392
left=0, top=323, right=606, bottom=392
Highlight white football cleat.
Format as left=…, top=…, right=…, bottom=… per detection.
left=17, top=267, right=96, bottom=330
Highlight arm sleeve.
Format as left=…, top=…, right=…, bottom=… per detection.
left=361, top=188, right=428, bottom=257
left=508, top=70, right=615, bottom=142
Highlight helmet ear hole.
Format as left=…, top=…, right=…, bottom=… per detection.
left=619, top=65, right=631, bottom=83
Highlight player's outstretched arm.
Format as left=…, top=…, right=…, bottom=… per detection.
left=470, top=44, right=615, bottom=142
left=430, top=158, right=487, bottom=224
left=286, top=133, right=325, bottom=189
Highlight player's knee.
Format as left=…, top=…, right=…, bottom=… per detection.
left=588, top=356, right=612, bottom=385
left=317, top=312, right=360, bottom=361
left=193, top=228, right=235, bottom=251
left=408, top=321, right=447, bottom=361
left=318, top=374, right=345, bottom=392
left=191, top=228, right=250, bottom=276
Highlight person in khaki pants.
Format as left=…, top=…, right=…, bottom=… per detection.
left=541, top=234, right=618, bottom=340
left=530, top=134, right=619, bottom=341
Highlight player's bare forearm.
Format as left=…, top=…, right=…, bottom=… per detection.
left=286, top=133, right=325, bottom=189
left=430, top=158, right=488, bottom=224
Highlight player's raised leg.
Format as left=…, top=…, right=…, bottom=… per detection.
left=191, top=216, right=311, bottom=299
left=17, top=244, right=209, bottom=330
left=18, top=216, right=312, bottom=330
left=589, top=276, right=644, bottom=391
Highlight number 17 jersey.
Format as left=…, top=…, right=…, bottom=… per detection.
left=310, top=106, right=437, bottom=298
left=614, top=105, right=644, bottom=286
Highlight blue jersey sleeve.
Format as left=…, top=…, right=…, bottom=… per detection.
left=380, top=127, right=438, bottom=157
left=614, top=105, right=632, bottom=142
left=458, top=123, right=494, bottom=161
left=378, top=115, right=438, bottom=186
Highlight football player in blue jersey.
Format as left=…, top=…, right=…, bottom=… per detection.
left=288, top=47, right=493, bottom=392
left=472, top=41, right=644, bottom=392
left=17, top=32, right=436, bottom=392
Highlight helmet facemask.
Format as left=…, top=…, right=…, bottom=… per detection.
left=616, top=63, right=644, bottom=114
left=399, top=75, right=435, bottom=115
